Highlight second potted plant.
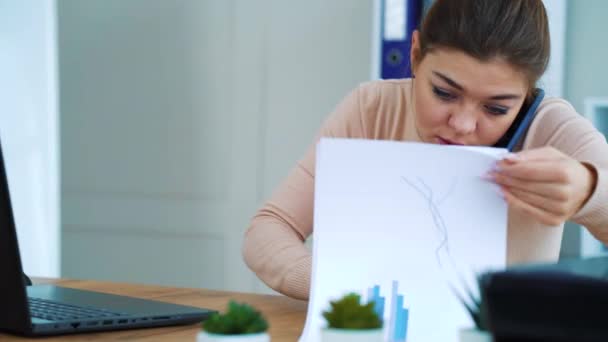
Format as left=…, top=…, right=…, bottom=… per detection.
left=197, top=301, right=269, bottom=342
left=321, top=293, right=384, bottom=342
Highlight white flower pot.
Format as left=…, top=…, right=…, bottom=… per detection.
left=320, top=328, right=384, bottom=342
left=196, top=331, right=270, bottom=342
left=459, top=327, right=493, bottom=342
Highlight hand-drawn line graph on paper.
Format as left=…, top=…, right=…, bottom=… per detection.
left=400, top=175, right=478, bottom=311
left=401, top=176, right=458, bottom=268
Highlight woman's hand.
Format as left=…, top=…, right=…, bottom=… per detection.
left=486, top=147, right=598, bottom=226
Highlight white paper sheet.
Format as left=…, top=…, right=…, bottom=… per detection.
left=300, top=138, right=509, bottom=342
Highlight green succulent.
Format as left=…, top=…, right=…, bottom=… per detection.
left=202, top=301, right=269, bottom=335
left=322, top=293, right=382, bottom=330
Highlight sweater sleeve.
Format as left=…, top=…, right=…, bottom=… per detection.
left=524, top=98, right=608, bottom=241
left=242, top=83, right=379, bottom=300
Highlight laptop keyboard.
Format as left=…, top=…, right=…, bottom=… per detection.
left=29, top=297, right=128, bottom=321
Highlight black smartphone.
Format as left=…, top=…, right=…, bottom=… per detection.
left=493, top=88, right=545, bottom=151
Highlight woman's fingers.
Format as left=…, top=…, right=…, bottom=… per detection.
left=503, top=186, right=570, bottom=218
left=493, top=160, right=571, bottom=184
left=487, top=146, right=596, bottom=226
left=487, top=167, right=568, bottom=201
left=501, top=187, right=564, bottom=226
left=488, top=170, right=569, bottom=201
left=503, top=146, right=566, bottom=163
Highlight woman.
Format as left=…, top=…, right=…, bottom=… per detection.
left=242, top=0, right=608, bottom=300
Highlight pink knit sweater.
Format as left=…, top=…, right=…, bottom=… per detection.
left=242, top=79, right=608, bottom=300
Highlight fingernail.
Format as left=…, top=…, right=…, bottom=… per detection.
left=480, top=172, right=495, bottom=181
left=495, top=187, right=506, bottom=200
left=503, top=153, right=520, bottom=162
left=491, top=162, right=501, bottom=172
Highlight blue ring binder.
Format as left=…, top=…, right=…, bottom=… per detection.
left=379, top=0, right=423, bottom=79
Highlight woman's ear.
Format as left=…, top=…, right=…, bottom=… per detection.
left=410, top=30, right=421, bottom=76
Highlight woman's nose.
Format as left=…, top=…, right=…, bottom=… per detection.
left=447, top=109, right=477, bottom=135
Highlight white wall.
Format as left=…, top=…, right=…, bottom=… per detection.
left=560, top=0, right=608, bottom=258
left=51, top=0, right=599, bottom=287
left=540, top=0, right=567, bottom=98
left=58, top=0, right=372, bottom=293
left=0, top=0, right=60, bottom=277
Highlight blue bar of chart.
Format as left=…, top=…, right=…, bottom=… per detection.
left=367, top=285, right=385, bottom=320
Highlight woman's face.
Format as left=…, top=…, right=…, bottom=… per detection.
left=410, top=34, right=529, bottom=146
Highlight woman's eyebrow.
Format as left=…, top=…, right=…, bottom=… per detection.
left=488, top=94, right=522, bottom=101
left=432, top=71, right=463, bottom=91
left=432, top=71, right=522, bottom=100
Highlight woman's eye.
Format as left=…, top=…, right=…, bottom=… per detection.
left=485, top=105, right=509, bottom=115
left=432, top=86, right=456, bottom=101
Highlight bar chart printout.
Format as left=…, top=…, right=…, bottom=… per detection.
left=366, top=281, right=409, bottom=342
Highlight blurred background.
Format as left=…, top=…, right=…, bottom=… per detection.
left=0, top=0, right=606, bottom=295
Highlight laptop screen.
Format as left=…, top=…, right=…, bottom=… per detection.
left=0, top=139, right=33, bottom=332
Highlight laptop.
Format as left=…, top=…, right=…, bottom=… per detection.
left=0, top=139, right=216, bottom=336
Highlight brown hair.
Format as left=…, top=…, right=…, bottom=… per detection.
left=415, top=0, right=550, bottom=98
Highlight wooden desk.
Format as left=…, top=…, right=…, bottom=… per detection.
left=0, top=278, right=308, bottom=341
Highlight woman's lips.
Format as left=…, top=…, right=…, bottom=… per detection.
left=436, top=136, right=464, bottom=145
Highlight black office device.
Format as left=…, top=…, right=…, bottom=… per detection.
left=494, top=88, right=545, bottom=152
left=479, top=256, right=608, bottom=342
left=0, top=139, right=216, bottom=336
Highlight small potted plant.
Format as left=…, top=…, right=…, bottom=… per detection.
left=321, top=293, right=383, bottom=342
left=197, top=301, right=270, bottom=342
